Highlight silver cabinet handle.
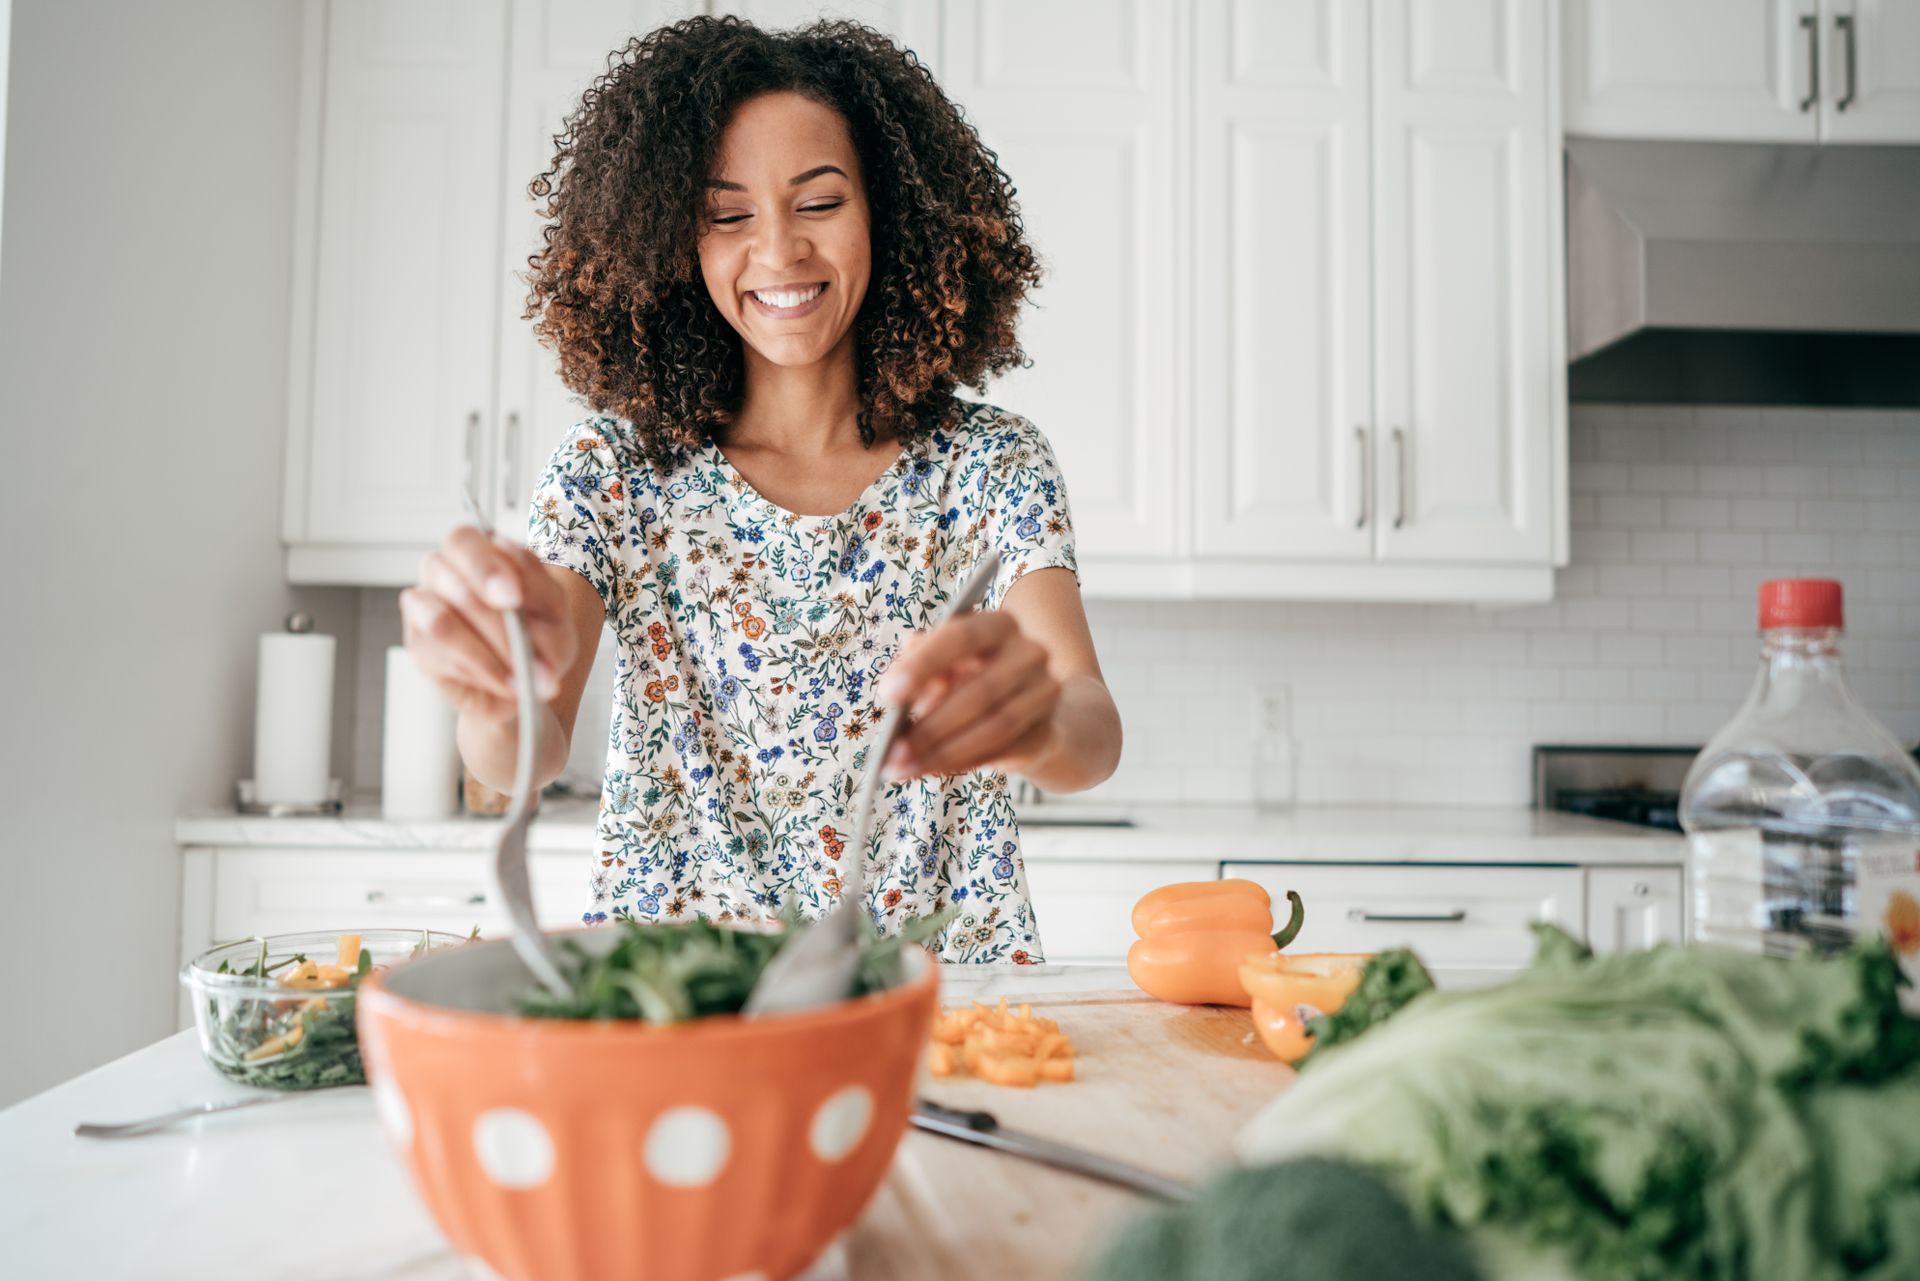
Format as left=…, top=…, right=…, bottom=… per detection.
left=1392, top=427, right=1408, bottom=529
left=367, top=889, right=488, bottom=909
left=499, top=410, right=521, bottom=522
left=1835, top=14, right=1857, bottom=111
left=1354, top=425, right=1370, bottom=530
left=462, top=410, right=483, bottom=521
left=1799, top=13, right=1820, bottom=112
left=1347, top=908, right=1467, bottom=924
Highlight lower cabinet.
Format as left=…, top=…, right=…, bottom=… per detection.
left=1224, top=863, right=1586, bottom=988
left=1584, top=866, right=1686, bottom=954
left=1025, top=858, right=1219, bottom=964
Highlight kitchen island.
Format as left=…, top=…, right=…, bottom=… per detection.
left=2, top=965, right=1286, bottom=1281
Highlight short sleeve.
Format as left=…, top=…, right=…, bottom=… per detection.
left=979, top=412, right=1079, bottom=610
left=524, top=417, right=628, bottom=618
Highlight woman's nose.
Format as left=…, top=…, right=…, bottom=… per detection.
left=751, top=213, right=811, bottom=271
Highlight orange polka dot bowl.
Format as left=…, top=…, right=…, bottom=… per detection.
left=356, top=930, right=939, bottom=1281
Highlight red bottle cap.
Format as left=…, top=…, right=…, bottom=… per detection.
left=1759, top=578, right=1843, bottom=630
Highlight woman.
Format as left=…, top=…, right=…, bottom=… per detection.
left=400, top=17, right=1121, bottom=963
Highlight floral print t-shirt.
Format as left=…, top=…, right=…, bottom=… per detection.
left=524, top=399, right=1078, bottom=964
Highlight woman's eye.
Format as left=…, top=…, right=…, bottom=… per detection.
left=801, top=201, right=845, bottom=214
left=708, top=213, right=749, bottom=226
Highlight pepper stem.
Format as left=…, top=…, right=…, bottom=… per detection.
left=1270, top=891, right=1305, bottom=950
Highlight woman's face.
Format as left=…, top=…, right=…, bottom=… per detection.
left=698, top=91, right=872, bottom=372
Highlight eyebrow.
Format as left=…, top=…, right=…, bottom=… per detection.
left=705, top=164, right=849, bottom=192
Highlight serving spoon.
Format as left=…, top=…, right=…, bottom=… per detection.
left=743, top=550, right=1002, bottom=1016
left=460, top=472, right=573, bottom=1002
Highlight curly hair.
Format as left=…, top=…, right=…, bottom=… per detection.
left=522, top=16, right=1041, bottom=464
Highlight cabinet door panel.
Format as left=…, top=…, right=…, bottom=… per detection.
left=1024, top=858, right=1216, bottom=963
left=1585, top=866, right=1684, bottom=952
left=1374, top=0, right=1554, bottom=564
left=1193, top=0, right=1372, bottom=559
left=1223, top=862, right=1584, bottom=975
left=941, top=0, right=1180, bottom=560
left=1565, top=0, right=1819, bottom=142
left=1824, top=0, right=1920, bottom=143
left=307, top=0, right=509, bottom=545
left=497, top=1, right=700, bottom=534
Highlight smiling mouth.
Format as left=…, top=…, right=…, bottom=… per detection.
left=747, top=282, right=828, bottom=317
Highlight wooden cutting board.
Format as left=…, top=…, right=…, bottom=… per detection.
left=836, top=989, right=1296, bottom=1281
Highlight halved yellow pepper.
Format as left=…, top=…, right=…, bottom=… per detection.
left=1238, top=952, right=1372, bottom=1063
left=1126, top=880, right=1305, bottom=1007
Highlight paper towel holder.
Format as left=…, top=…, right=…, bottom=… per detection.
left=235, top=777, right=344, bottom=817
left=238, top=612, right=343, bottom=816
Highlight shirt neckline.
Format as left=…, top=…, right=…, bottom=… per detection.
left=702, top=434, right=917, bottom=525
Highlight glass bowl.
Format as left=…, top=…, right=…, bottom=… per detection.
left=181, top=929, right=470, bottom=1090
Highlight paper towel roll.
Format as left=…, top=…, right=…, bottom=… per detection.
left=253, top=631, right=336, bottom=805
left=382, top=646, right=459, bottom=820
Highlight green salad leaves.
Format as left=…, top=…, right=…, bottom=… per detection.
left=518, top=910, right=951, bottom=1024
left=1241, top=926, right=1920, bottom=1281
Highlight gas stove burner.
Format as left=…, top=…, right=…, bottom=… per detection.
left=1554, top=786, right=1683, bottom=832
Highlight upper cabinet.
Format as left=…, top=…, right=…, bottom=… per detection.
left=1566, top=0, right=1920, bottom=143
left=1181, top=0, right=1561, bottom=590
left=940, top=1, right=1183, bottom=562
left=285, top=0, right=1566, bottom=602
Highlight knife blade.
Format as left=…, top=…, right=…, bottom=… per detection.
left=911, top=1098, right=1193, bottom=1202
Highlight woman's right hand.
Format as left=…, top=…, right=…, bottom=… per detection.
left=400, top=527, right=578, bottom=724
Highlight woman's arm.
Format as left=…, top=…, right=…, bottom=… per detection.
left=877, top=567, right=1122, bottom=794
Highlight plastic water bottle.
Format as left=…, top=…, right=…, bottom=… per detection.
left=1680, top=579, right=1920, bottom=994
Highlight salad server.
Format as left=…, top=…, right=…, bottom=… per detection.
left=460, top=472, right=573, bottom=1002
left=743, top=550, right=1002, bottom=1016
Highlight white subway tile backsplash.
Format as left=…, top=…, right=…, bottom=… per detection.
left=1732, top=498, right=1798, bottom=529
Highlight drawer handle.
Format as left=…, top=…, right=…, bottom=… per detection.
left=366, top=890, right=488, bottom=909
left=1347, top=909, right=1467, bottom=924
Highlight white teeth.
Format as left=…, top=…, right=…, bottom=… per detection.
left=751, top=284, right=824, bottom=309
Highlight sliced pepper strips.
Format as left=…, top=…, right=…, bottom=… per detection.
left=1126, top=880, right=1305, bottom=1007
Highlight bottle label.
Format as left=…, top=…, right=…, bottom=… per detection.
left=1857, top=842, right=1920, bottom=1000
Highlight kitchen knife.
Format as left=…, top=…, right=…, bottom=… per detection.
left=911, top=1098, right=1193, bottom=1202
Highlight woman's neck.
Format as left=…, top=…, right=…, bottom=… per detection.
left=731, top=334, right=869, bottom=455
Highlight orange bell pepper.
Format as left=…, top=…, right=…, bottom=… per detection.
left=1126, top=880, right=1305, bottom=1007
left=1237, top=952, right=1372, bottom=1062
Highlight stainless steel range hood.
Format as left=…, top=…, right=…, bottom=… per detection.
left=1566, top=139, right=1920, bottom=406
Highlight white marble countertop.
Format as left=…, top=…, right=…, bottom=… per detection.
left=176, top=796, right=1685, bottom=867
left=0, top=965, right=1134, bottom=1281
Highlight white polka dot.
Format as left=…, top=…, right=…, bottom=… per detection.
left=644, top=1106, right=731, bottom=1187
left=809, top=1085, right=873, bottom=1163
left=373, top=1079, right=413, bottom=1149
left=472, top=1108, right=554, bottom=1190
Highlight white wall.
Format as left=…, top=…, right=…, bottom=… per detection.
left=0, top=0, right=357, bottom=1106
left=347, top=405, right=1920, bottom=812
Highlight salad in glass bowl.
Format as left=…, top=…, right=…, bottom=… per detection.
left=181, top=928, right=471, bottom=1089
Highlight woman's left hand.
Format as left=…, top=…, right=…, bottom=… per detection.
left=874, top=611, right=1063, bottom=781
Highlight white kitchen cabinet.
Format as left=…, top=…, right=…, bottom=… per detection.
left=287, top=0, right=511, bottom=559
left=1823, top=0, right=1920, bottom=143
left=1566, top=0, right=1920, bottom=144
left=1191, top=0, right=1374, bottom=562
left=939, top=0, right=1184, bottom=562
left=1224, top=862, right=1585, bottom=985
left=1564, top=0, right=1818, bottom=142
left=1373, top=0, right=1556, bottom=566
left=1024, top=857, right=1216, bottom=963
left=1584, top=865, right=1685, bottom=952
left=1189, top=0, right=1561, bottom=580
